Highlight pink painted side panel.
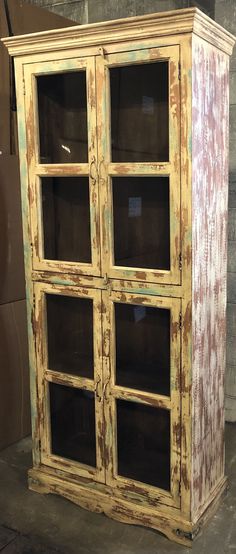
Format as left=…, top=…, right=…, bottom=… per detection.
left=191, top=36, right=229, bottom=517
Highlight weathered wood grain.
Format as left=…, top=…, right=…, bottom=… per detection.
left=191, top=36, right=229, bottom=518
left=28, top=466, right=228, bottom=547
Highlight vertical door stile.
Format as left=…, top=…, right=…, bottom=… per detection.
left=101, top=289, right=112, bottom=482
left=96, top=53, right=111, bottom=280
left=87, top=56, right=101, bottom=276
left=23, top=66, right=38, bottom=269
left=96, top=51, right=119, bottom=486
left=88, top=52, right=103, bottom=484
left=33, top=283, right=49, bottom=461
left=94, top=289, right=105, bottom=480
left=169, top=47, right=181, bottom=285
left=96, top=53, right=111, bottom=482
left=170, top=300, right=182, bottom=502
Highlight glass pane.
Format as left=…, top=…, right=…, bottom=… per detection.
left=42, top=177, right=91, bottom=263
left=46, top=294, right=94, bottom=379
left=37, top=71, right=88, bottom=163
left=110, top=61, right=169, bottom=162
left=115, top=303, right=170, bottom=396
left=112, top=177, right=170, bottom=270
left=117, top=400, right=170, bottom=490
left=50, top=383, right=96, bottom=467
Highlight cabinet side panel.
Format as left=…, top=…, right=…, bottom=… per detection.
left=191, top=36, right=229, bottom=518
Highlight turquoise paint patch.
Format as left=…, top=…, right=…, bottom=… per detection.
left=51, top=278, right=75, bottom=286
left=37, top=59, right=79, bottom=74
left=188, top=133, right=192, bottom=156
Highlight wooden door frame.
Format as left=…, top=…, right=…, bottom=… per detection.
left=33, top=281, right=105, bottom=483
left=23, top=56, right=101, bottom=277
left=102, top=289, right=181, bottom=510
left=96, top=44, right=181, bottom=286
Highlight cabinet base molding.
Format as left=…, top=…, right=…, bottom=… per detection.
left=28, top=467, right=228, bottom=547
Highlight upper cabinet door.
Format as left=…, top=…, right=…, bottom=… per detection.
left=96, top=45, right=181, bottom=285
left=24, top=57, right=101, bottom=276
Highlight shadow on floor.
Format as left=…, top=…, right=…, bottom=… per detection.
left=0, top=424, right=236, bottom=553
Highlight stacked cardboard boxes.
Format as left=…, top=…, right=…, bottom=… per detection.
left=0, top=0, right=76, bottom=450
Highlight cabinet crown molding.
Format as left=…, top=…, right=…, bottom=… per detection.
left=2, top=7, right=235, bottom=57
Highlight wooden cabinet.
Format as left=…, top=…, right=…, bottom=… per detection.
left=3, top=8, right=235, bottom=545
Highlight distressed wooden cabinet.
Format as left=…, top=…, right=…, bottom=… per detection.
left=3, top=8, right=235, bottom=546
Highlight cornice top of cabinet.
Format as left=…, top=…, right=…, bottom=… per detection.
left=2, top=7, right=235, bottom=57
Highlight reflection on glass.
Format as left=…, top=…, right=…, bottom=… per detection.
left=117, top=400, right=170, bottom=490
left=112, top=177, right=170, bottom=270
left=37, top=71, right=88, bottom=163
left=115, top=303, right=170, bottom=396
left=42, top=177, right=91, bottom=263
left=110, top=61, right=169, bottom=162
left=50, top=383, right=96, bottom=466
left=46, top=294, right=94, bottom=379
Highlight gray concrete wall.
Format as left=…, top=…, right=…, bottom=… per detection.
left=215, top=0, right=236, bottom=422
left=29, top=0, right=236, bottom=421
left=28, top=0, right=214, bottom=23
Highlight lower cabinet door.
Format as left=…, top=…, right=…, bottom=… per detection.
left=102, top=290, right=181, bottom=509
left=34, top=282, right=105, bottom=483
left=34, top=282, right=181, bottom=507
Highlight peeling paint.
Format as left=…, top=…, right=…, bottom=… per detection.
left=191, top=38, right=229, bottom=516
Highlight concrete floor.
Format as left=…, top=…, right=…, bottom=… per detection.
left=0, top=424, right=236, bottom=554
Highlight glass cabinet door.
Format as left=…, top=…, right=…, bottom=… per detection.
left=103, top=291, right=181, bottom=508
left=24, top=57, right=100, bottom=276
left=96, top=45, right=181, bottom=285
left=34, top=283, right=105, bottom=483
left=24, top=46, right=182, bottom=500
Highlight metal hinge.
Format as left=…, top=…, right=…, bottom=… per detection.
left=179, top=252, right=182, bottom=271
left=178, top=62, right=181, bottom=81
left=179, top=312, right=182, bottom=331
left=99, top=46, right=107, bottom=59
left=103, top=272, right=112, bottom=292
left=23, top=77, right=26, bottom=96
left=175, top=529, right=193, bottom=541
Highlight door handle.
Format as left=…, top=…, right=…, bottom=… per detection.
left=89, top=155, right=97, bottom=184
left=95, top=377, right=102, bottom=402
left=102, top=379, right=110, bottom=402
left=99, top=157, right=106, bottom=186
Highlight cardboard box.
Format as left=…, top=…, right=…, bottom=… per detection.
left=0, top=0, right=77, bottom=156
left=0, top=1, right=77, bottom=450
left=0, top=156, right=25, bottom=304
left=0, top=300, right=30, bottom=450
